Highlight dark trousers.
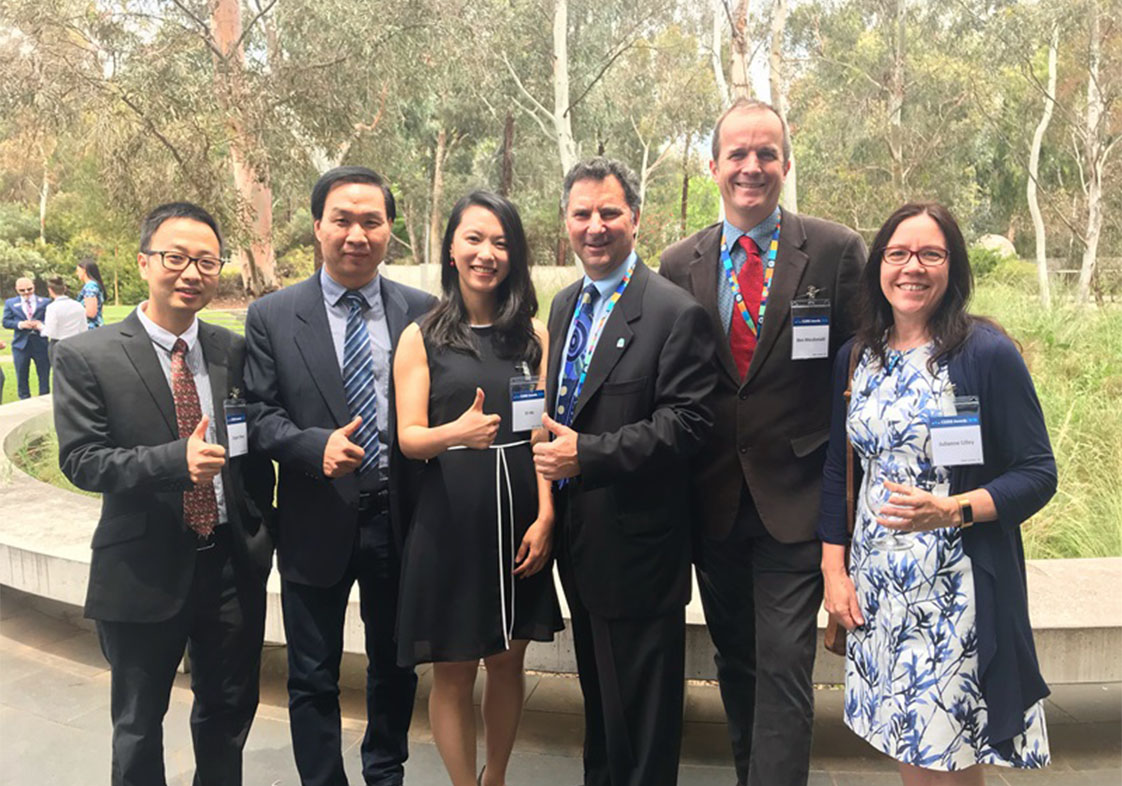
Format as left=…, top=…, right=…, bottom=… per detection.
left=96, top=527, right=266, bottom=786
left=560, top=563, right=685, bottom=786
left=12, top=340, right=49, bottom=399
left=696, top=488, right=823, bottom=786
left=281, top=509, right=417, bottom=786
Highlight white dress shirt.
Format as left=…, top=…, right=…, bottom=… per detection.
left=41, top=296, right=88, bottom=341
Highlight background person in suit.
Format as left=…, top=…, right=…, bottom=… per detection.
left=244, top=166, right=436, bottom=786
left=659, top=99, right=867, bottom=786
left=52, top=202, right=275, bottom=786
left=533, top=158, right=716, bottom=786
left=3, top=277, right=51, bottom=398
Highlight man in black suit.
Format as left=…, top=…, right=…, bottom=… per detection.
left=533, top=158, right=716, bottom=786
left=659, top=100, right=866, bottom=786
left=53, top=202, right=275, bottom=786
left=244, top=166, right=435, bottom=786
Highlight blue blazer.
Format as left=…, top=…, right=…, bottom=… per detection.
left=3, top=294, right=50, bottom=350
left=818, top=321, right=1057, bottom=752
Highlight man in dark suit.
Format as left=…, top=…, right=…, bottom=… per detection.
left=244, top=166, right=435, bottom=786
left=4, top=277, right=51, bottom=398
left=52, top=202, right=275, bottom=786
left=533, top=158, right=716, bottom=786
left=659, top=100, right=867, bottom=786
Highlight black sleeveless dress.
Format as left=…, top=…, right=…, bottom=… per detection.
left=396, top=326, right=563, bottom=666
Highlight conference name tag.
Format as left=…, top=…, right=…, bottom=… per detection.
left=790, top=299, right=830, bottom=360
left=223, top=399, right=248, bottom=458
left=929, top=396, right=983, bottom=466
left=510, top=376, right=545, bottom=433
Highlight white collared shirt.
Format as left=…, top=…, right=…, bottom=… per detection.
left=41, top=296, right=87, bottom=341
left=136, top=303, right=228, bottom=524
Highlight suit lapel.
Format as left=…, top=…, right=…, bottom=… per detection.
left=293, top=275, right=350, bottom=427
left=745, top=210, right=809, bottom=385
left=546, top=281, right=581, bottom=415
left=199, top=322, right=230, bottom=448
left=688, top=226, right=739, bottom=383
left=379, top=274, right=409, bottom=347
left=119, top=311, right=179, bottom=438
left=571, top=260, right=645, bottom=421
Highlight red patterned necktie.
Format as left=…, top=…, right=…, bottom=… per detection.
left=171, top=339, right=218, bottom=537
left=729, top=235, right=764, bottom=379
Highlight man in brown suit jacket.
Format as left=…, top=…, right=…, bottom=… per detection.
left=659, top=99, right=866, bottom=786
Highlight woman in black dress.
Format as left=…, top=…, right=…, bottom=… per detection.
left=394, top=191, right=562, bottom=786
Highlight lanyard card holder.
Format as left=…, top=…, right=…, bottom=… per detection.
left=790, top=298, right=831, bottom=360
left=929, top=395, right=983, bottom=467
left=510, top=376, right=544, bottom=433
left=224, top=398, right=249, bottom=458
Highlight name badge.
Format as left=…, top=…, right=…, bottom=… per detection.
left=223, top=398, right=248, bottom=458
left=790, top=298, right=830, bottom=360
left=929, top=396, right=983, bottom=466
left=510, top=375, right=545, bottom=433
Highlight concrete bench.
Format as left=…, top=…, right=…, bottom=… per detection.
left=3, top=395, right=1119, bottom=683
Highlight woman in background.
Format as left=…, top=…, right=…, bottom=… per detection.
left=394, top=190, right=562, bottom=786
left=818, top=202, right=1056, bottom=784
left=76, top=258, right=105, bottom=329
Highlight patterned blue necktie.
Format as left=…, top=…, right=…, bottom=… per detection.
left=555, top=283, right=599, bottom=427
left=341, top=291, right=379, bottom=474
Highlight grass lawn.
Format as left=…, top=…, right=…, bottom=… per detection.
left=6, top=283, right=1120, bottom=559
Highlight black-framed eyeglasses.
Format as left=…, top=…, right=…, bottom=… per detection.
left=145, top=250, right=225, bottom=276
left=882, top=246, right=948, bottom=267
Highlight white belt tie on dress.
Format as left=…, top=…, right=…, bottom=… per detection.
left=448, top=440, right=529, bottom=650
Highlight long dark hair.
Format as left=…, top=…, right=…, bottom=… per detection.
left=77, top=258, right=106, bottom=297
left=421, top=191, right=541, bottom=368
left=856, top=202, right=996, bottom=372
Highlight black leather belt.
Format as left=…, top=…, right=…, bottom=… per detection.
left=356, top=488, right=389, bottom=513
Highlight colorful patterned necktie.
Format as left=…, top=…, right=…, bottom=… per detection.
left=171, top=339, right=218, bottom=537
left=341, top=291, right=379, bottom=474
left=555, top=283, right=600, bottom=427
left=729, top=235, right=764, bottom=379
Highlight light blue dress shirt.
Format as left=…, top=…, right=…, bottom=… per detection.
left=136, top=303, right=227, bottom=524
left=319, top=267, right=392, bottom=471
left=716, top=206, right=782, bottom=335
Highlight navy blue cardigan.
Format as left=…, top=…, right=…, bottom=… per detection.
left=818, top=322, right=1057, bottom=752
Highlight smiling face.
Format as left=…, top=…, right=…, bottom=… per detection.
left=710, top=107, right=790, bottom=230
left=315, top=181, right=392, bottom=289
left=138, top=217, right=220, bottom=329
left=565, top=175, right=638, bottom=280
left=451, top=204, right=510, bottom=298
left=880, top=213, right=950, bottom=329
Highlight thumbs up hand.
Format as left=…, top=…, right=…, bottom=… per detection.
left=532, top=413, right=581, bottom=481
left=324, top=415, right=366, bottom=477
left=186, top=414, right=226, bottom=485
left=453, top=388, right=501, bottom=449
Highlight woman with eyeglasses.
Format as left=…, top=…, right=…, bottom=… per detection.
left=817, top=203, right=1056, bottom=784
left=76, top=258, right=106, bottom=329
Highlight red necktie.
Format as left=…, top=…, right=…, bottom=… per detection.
left=24, top=298, right=32, bottom=319
left=171, top=339, right=218, bottom=537
left=729, top=235, right=764, bottom=379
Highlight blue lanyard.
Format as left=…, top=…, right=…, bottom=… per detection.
left=567, top=255, right=636, bottom=408
left=720, top=221, right=781, bottom=337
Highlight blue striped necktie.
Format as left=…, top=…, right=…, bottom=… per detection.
left=341, top=291, right=379, bottom=474
left=555, top=283, right=599, bottom=427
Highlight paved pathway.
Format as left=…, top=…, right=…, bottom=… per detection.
left=1, top=588, right=1118, bottom=786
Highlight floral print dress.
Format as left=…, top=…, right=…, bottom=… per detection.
left=844, top=344, right=1050, bottom=771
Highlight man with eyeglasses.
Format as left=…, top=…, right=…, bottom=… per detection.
left=3, top=276, right=51, bottom=399
left=52, top=202, right=275, bottom=786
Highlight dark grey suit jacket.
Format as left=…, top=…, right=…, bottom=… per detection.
left=547, top=259, right=716, bottom=619
left=244, top=271, right=436, bottom=587
left=53, top=310, right=275, bottom=623
left=659, top=212, right=866, bottom=543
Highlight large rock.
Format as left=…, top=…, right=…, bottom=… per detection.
left=976, top=233, right=1017, bottom=259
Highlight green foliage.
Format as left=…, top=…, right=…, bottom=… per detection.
left=967, top=245, right=1008, bottom=279
left=277, top=245, right=316, bottom=286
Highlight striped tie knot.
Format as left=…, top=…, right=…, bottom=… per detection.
left=341, top=290, right=368, bottom=312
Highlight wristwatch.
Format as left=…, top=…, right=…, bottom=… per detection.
left=956, top=496, right=974, bottom=529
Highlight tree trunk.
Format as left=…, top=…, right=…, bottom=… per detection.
left=680, top=132, right=692, bottom=237
left=500, top=112, right=514, bottom=197
left=38, top=155, right=48, bottom=244
left=1078, top=0, right=1104, bottom=305
left=711, top=0, right=730, bottom=106
left=402, top=200, right=421, bottom=266
left=553, top=0, right=578, bottom=174
left=730, top=0, right=752, bottom=99
left=210, top=0, right=277, bottom=296
left=888, top=0, right=906, bottom=200
left=429, top=128, right=447, bottom=268
left=1028, top=25, right=1057, bottom=309
left=768, top=0, right=797, bottom=213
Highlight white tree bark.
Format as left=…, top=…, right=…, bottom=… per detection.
left=711, top=0, right=730, bottom=106
left=1077, top=0, right=1104, bottom=305
left=888, top=0, right=906, bottom=199
left=552, top=0, right=578, bottom=173
left=730, top=0, right=751, bottom=99
left=768, top=0, right=797, bottom=213
left=1028, top=25, right=1057, bottom=308
left=38, top=152, right=48, bottom=244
